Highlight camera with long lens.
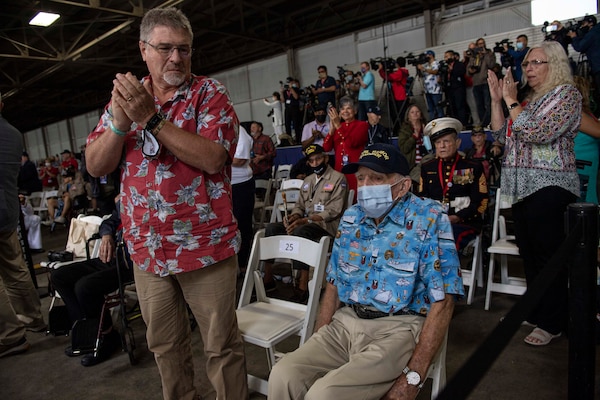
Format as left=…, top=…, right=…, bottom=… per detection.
left=565, top=19, right=590, bottom=36
left=370, top=57, right=396, bottom=73
left=405, top=52, right=428, bottom=67
left=493, top=39, right=513, bottom=53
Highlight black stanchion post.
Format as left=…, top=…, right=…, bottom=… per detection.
left=567, top=203, right=597, bottom=400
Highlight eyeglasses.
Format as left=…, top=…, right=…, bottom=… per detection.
left=521, top=60, right=548, bottom=68
left=143, top=41, right=193, bottom=58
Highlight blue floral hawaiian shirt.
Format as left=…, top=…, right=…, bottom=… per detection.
left=327, top=192, right=464, bottom=315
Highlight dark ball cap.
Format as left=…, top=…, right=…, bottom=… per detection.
left=582, top=15, right=597, bottom=25
left=367, top=106, right=382, bottom=115
left=61, top=149, right=71, bottom=155
left=342, top=143, right=410, bottom=176
left=304, top=144, right=325, bottom=158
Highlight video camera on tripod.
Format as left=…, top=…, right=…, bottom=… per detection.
left=493, top=39, right=514, bottom=69
left=369, top=57, right=396, bottom=73
left=405, top=52, right=428, bottom=67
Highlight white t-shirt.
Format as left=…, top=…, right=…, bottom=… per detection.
left=231, top=126, right=253, bottom=185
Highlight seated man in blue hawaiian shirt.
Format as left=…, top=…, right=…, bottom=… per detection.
left=268, top=143, right=464, bottom=400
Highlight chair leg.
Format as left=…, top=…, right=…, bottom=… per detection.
left=485, top=256, right=495, bottom=311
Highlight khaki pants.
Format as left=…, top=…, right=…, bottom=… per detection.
left=0, top=230, right=44, bottom=344
left=134, top=256, right=248, bottom=400
left=268, top=307, right=425, bottom=400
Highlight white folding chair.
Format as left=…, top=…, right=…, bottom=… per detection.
left=484, top=188, right=524, bottom=310
left=236, top=229, right=331, bottom=395
left=461, top=234, right=484, bottom=305
left=425, top=329, right=449, bottom=400
left=273, top=164, right=292, bottom=189
left=253, top=178, right=273, bottom=229
left=269, top=180, right=303, bottom=223
left=346, top=189, right=355, bottom=208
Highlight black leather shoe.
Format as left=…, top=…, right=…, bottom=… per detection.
left=81, top=330, right=120, bottom=367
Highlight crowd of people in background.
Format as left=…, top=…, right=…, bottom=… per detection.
left=3, top=8, right=600, bottom=400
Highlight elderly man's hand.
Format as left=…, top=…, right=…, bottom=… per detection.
left=380, top=376, right=420, bottom=400
left=99, top=235, right=115, bottom=264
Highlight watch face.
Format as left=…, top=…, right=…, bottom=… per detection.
left=406, top=371, right=421, bottom=386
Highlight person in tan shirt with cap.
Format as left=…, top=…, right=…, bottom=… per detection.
left=263, top=144, right=348, bottom=303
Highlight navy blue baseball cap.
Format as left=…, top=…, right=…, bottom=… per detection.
left=342, top=143, right=410, bottom=176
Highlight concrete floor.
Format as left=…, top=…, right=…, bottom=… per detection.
left=2, top=222, right=599, bottom=399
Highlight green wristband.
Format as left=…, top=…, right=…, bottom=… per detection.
left=110, top=121, right=127, bottom=137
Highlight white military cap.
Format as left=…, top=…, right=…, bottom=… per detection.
left=424, top=117, right=463, bottom=142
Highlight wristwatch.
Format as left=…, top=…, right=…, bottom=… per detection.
left=307, top=218, right=313, bottom=224
left=403, top=366, right=424, bottom=388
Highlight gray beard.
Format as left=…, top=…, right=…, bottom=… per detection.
left=163, top=71, right=185, bottom=86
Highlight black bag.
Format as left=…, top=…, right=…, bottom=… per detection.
left=47, top=250, right=73, bottom=262
left=47, top=305, right=71, bottom=336
left=70, top=318, right=100, bottom=355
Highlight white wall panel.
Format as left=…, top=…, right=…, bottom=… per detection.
left=24, top=128, right=44, bottom=162
left=72, top=110, right=102, bottom=151
left=46, top=120, right=71, bottom=158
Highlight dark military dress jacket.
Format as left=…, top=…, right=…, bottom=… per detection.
left=418, top=153, right=488, bottom=226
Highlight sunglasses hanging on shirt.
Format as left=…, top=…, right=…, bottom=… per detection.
left=142, top=129, right=162, bottom=159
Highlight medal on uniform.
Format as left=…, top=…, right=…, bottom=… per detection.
left=342, top=154, right=349, bottom=165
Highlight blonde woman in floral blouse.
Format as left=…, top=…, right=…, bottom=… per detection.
left=488, top=40, right=581, bottom=347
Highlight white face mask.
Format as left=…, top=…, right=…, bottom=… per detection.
left=357, top=180, right=403, bottom=218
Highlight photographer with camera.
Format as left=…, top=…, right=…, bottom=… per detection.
left=544, top=20, right=571, bottom=55
left=338, top=67, right=359, bottom=102
left=311, top=65, right=337, bottom=108
left=417, top=50, right=444, bottom=119
left=569, top=15, right=600, bottom=116
left=356, top=62, right=376, bottom=121
left=467, top=38, right=495, bottom=127
left=443, top=50, right=468, bottom=126
left=378, top=57, right=410, bottom=133
left=502, top=35, right=529, bottom=83
left=281, top=77, right=303, bottom=144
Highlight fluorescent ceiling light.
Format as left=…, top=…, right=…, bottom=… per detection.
left=29, top=12, right=60, bottom=27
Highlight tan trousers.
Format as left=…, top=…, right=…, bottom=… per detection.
left=0, top=230, right=44, bottom=344
left=134, top=255, right=248, bottom=400
left=268, top=307, right=425, bottom=400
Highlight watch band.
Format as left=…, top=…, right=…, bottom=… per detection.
left=403, top=366, right=424, bottom=389
left=145, top=112, right=164, bottom=134
left=508, top=102, right=519, bottom=111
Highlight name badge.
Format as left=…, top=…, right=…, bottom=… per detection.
left=314, top=203, right=325, bottom=212
left=342, top=215, right=356, bottom=223
left=279, top=239, right=300, bottom=254
left=286, top=99, right=291, bottom=104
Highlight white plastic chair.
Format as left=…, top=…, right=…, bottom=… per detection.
left=253, top=178, right=273, bottom=229
left=236, top=229, right=331, bottom=395
left=461, top=234, right=484, bottom=305
left=273, top=164, right=292, bottom=189
left=425, top=329, right=449, bottom=399
left=269, top=180, right=303, bottom=223
left=484, top=188, right=524, bottom=310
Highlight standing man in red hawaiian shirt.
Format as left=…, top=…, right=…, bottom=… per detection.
left=85, top=7, right=247, bottom=400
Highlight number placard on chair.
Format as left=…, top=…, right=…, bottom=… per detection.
left=279, top=239, right=300, bottom=254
